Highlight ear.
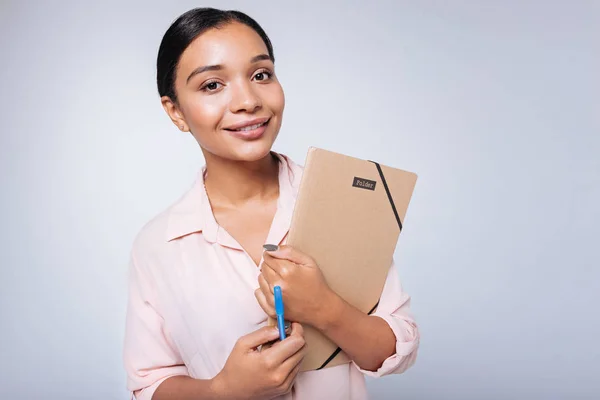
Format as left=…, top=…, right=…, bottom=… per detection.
left=161, top=96, right=189, bottom=132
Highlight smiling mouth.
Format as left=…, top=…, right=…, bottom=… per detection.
left=224, top=118, right=270, bottom=132
left=230, top=121, right=267, bottom=131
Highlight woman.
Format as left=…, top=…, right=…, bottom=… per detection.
left=123, top=7, right=419, bottom=400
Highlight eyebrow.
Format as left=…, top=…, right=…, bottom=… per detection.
left=186, top=54, right=272, bottom=84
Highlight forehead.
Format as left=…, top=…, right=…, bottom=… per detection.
left=177, top=22, right=269, bottom=73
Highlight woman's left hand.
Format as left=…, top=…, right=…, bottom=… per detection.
left=254, top=245, right=337, bottom=327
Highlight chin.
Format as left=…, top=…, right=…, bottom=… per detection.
left=197, top=121, right=281, bottom=163
left=227, top=140, right=276, bottom=162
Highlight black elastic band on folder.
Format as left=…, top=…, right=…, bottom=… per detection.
left=369, top=161, right=403, bottom=231
left=317, top=161, right=401, bottom=370
left=316, top=301, right=380, bottom=370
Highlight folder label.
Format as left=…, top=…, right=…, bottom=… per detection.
left=352, top=177, right=377, bottom=191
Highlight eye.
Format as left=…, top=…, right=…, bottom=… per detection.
left=200, top=80, right=223, bottom=92
left=253, top=69, right=273, bottom=82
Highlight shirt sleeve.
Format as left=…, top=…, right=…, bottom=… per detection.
left=123, top=246, right=189, bottom=400
left=353, top=258, right=420, bottom=377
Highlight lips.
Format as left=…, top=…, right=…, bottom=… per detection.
left=231, top=121, right=267, bottom=132
left=223, top=117, right=271, bottom=140
left=224, top=117, right=270, bottom=132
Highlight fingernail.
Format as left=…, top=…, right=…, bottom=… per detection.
left=263, top=244, right=279, bottom=252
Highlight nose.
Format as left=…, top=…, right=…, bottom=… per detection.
left=229, top=79, right=262, bottom=114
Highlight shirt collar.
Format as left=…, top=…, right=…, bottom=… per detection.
left=165, top=152, right=302, bottom=244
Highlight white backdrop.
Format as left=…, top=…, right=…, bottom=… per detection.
left=1, top=1, right=598, bottom=399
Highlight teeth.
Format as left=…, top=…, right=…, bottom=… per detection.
left=236, top=122, right=265, bottom=131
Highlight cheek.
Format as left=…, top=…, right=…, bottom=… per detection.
left=185, top=96, right=226, bottom=128
left=257, top=83, right=285, bottom=118
left=182, top=95, right=228, bottom=144
left=269, top=84, right=285, bottom=115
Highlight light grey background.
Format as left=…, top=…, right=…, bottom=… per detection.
left=1, top=0, right=598, bottom=399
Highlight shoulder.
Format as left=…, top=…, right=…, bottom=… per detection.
left=129, top=211, right=175, bottom=279
left=130, top=174, right=202, bottom=263
left=131, top=207, right=171, bottom=260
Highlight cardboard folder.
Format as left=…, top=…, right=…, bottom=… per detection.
left=270, top=147, right=418, bottom=371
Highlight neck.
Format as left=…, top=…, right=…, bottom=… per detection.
left=202, top=151, right=280, bottom=208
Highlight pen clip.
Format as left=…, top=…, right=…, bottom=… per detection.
left=274, top=285, right=286, bottom=340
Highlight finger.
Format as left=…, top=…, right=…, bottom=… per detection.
left=264, top=331, right=306, bottom=365
left=238, top=326, right=280, bottom=351
left=278, top=362, right=302, bottom=394
left=259, top=322, right=292, bottom=352
left=271, top=342, right=305, bottom=391
left=261, top=263, right=282, bottom=287
left=263, top=254, right=298, bottom=278
left=254, top=288, right=276, bottom=318
left=258, top=273, right=275, bottom=298
left=289, top=322, right=304, bottom=338
left=278, top=340, right=307, bottom=377
left=264, top=245, right=314, bottom=266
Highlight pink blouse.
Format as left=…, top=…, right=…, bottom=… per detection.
left=123, top=152, right=420, bottom=400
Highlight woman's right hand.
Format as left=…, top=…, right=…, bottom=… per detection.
left=210, top=322, right=307, bottom=399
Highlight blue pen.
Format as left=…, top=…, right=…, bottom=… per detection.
left=273, top=285, right=286, bottom=340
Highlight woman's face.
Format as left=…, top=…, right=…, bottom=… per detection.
left=163, top=22, right=285, bottom=162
